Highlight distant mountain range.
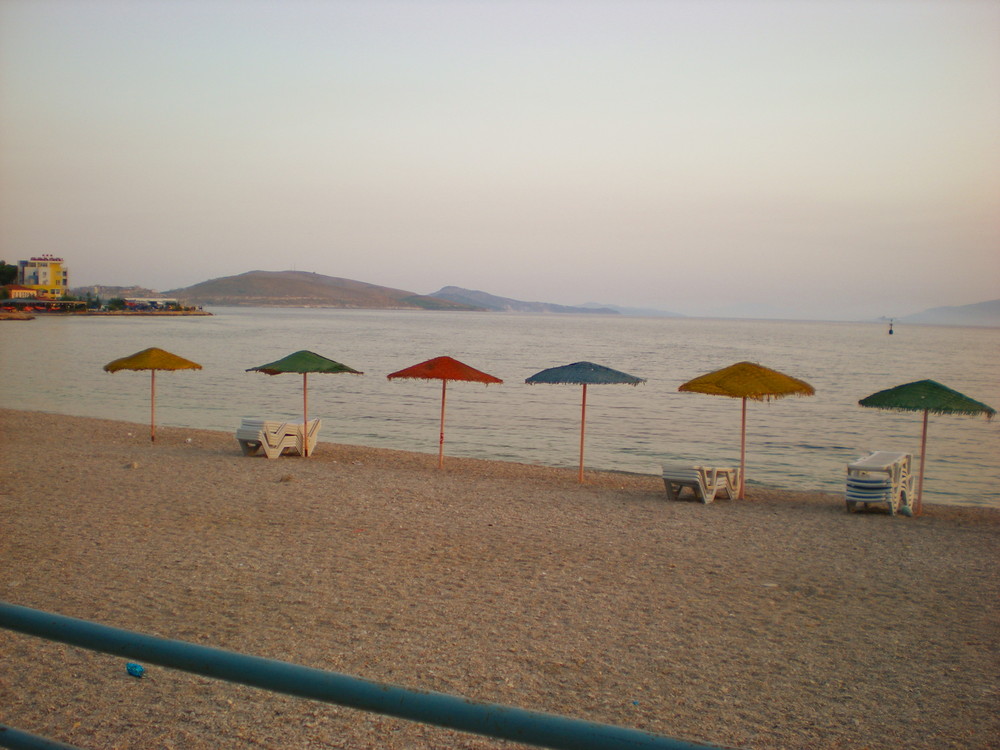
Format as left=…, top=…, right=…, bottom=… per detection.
left=898, top=299, right=1000, bottom=328
left=429, top=286, right=618, bottom=314
left=74, top=270, right=997, bottom=326
left=579, top=302, right=685, bottom=318
left=162, top=271, right=476, bottom=310
left=157, top=271, right=643, bottom=315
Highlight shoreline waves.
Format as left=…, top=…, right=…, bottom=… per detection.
left=1, top=409, right=997, bottom=749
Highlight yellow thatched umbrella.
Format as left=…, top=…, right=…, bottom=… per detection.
left=104, top=347, right=203, bottom=442
left=679, top=361, right=815, bottom=498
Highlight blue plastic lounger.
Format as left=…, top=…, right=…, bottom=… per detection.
left=845, top=451, right=913, bottom=516
left=662, top=463, right=740, bottom=504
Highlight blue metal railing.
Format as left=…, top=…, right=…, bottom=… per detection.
left=0, top=602, right=720, bottom=750
left=0, top=724, right=80, bottom=750
left=0, top=724, right=84, bottom=750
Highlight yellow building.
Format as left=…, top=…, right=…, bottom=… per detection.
left=17, top=255, right=68, bottom=299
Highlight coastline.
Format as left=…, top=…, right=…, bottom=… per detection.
left=1, top=409, right=997, bottom=749
left=0, top=310, right=212, bottom=318
left=75, top=309, right=213, bottom=316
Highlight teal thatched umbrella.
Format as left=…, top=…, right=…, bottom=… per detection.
left=526, top=361, right=645, bottom=482
left=859, top=380, right=995, bottom=514
left=247, top=350, right=362, bottom=457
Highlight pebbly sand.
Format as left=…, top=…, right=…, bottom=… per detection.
left=1, top=409, right=997, bottom=749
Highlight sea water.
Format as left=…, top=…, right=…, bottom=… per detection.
left=1, top=308, right=997, bottom=507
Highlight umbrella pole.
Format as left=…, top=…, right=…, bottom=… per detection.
left=438, top=380, right=447, bottom=469
left=578, top=384, right=587, bottom=483
left=738, top=396, right=747, bottom=499
left=303, top=373, right=309, bottom=458
left=150, top=370, right=156, bottom=443
left=915, top=409, right=928, bottom=516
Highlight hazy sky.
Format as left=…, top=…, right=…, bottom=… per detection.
left=2, top=0, right=998, bottom=320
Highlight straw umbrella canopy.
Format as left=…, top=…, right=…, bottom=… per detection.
left=246, top=350, right=363, bottom=457
left=525, top=361, right=645, bottom=483
left=103, top=347, right=203, bottom=443
left=387, top=356, right=502, bottom=469
left=678, top=361, right=815, bottom=499
left=859, top=380, right=995, bottom=515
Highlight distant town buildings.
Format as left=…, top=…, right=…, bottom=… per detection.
left=121, top=297, right=180, bottom=310
left=2, top=255, right=83, bottom=310
left=2, top=257, right=205, bottom=314
left=4, top=284, right=36, bottom=299
left=16, top=255, right=68, bottom=299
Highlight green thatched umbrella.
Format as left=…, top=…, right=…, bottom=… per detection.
left=526, top=361, right=645, bottom=483
left=104, top=347, right=203, bottom=442
left=859, top=380, right=995, bottom=515
left=247, top=350, right=363, bottom=457
left=679, top=361, right=815, bottom=499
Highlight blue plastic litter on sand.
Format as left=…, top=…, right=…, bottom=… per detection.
left=126, top=662, right=145, bottom=678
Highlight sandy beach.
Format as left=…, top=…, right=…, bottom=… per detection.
left=1, top=408, right=997, bottom=749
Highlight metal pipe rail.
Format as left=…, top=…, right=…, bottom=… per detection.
left=0, top=724, right=84, bottom=750
left=0, top=602, right=719, bottom=750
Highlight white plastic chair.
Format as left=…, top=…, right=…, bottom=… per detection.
left=662, top=464, right=741, bottom=504
left=236, top=418, right=321, bottom=459
left=845, top=451, right=913, bottom=516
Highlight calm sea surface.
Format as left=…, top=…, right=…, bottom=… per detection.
left=2, top=308, right=998, bottom=507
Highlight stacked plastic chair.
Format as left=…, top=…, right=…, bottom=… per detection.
left=236, top=417, right=321, bottom=459
left=662, top=463, right=741, bottom=504
left=845, top=451, right=913, bottom=516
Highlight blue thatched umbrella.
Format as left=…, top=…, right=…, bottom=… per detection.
left=526, top=361, right=645, bottom=482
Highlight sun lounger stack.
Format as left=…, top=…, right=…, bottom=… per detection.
left=236, top=417, right=321, bottom=459
left=845, top=451, right=913, bottom=516
left=236, top=418, right=298, bottom=458
left=299, top=417, right=321, bottom=457
left=662, top=463, right=740, bottom=504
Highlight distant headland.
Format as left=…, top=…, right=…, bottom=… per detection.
left=157, top=270, right=631, bottom=315
left=57, top=269, right=1000, bottom=326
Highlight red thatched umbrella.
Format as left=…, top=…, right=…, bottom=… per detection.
left=387, top=356, right=502, bottom=468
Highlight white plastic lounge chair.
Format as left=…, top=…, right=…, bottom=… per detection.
left=236, top=418, right=321, bottom=459
left=297, top=418, right=322, bottom=457
left=236, top=418, right=297, bottom=458
left=662, top=463, right=741, bottom=504
left=845, top=451, right=913, bottom=516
